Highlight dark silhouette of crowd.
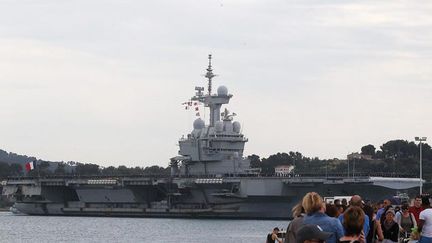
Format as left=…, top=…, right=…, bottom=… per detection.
left=282, top=192, right=432, bottom=243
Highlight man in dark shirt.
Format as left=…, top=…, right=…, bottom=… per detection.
left=267, top=227, right=282, bottom=243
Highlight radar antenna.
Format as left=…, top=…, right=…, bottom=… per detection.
left=205, top=54, right=216, bottom=95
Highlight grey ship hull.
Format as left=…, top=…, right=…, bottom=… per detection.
left=2, top=176, right=421, bottom=219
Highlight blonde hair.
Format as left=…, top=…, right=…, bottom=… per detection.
left=302, top=192, right=323, bottom=214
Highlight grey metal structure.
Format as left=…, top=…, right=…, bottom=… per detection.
left=1, top=55, right=423, bottom=219
left=170, top=54, right=250, bottom=177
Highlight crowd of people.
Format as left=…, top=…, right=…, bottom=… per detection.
left=267, top=193, right=432, bottom=243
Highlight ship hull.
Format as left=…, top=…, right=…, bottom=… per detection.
left=2, top=176, right=422, bottom=219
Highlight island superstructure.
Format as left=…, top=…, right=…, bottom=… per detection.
left=171, top=54, right=250, bottom=177
left=1, top=55, right=422, bottom=218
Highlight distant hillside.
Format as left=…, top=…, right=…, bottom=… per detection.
left=0, top=149, right=38, bottom=165
left=248, top=139, right=432, bottom=179
left=1, top=139, right=431, bottom=179
left=0, top=149, right=169, bottom=178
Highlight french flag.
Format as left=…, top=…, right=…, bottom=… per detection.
left=25, top=161, right=36, bottom=172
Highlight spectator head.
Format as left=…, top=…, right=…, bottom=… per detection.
left=372, top=203, right=380, bottom=214
left=395, top=206, right=401, bottom=213
left=296, top=224, right=332, bottom=243
left=401, top=203, right=409, bottom=213
left=325, top=203, right=339, bottom=218
left=292, top=202, right=305, bottom=218
left=302, top=192, right=324, bottom=214
left=343, top=206, right=365, bottom=237
left=334, top=199, right=341, bottom=206
left=363, top=204, right=374, bottom=220
left=385, top=209, right=396, bottom=222
left=414, top=195, right=422, bottom=208
left=341, top=198, right=348, bottom=206
left=272, top=227, right=280, bottom=234
left=383, top=199, right=391, bottom=207
left=336, top=205, right=345, bottom=215
left=349, top=195, right=363, bottom=207
left=422, top=195, right=431, bottom=208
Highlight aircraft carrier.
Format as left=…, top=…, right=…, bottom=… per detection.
left=1, top=55, right=422, bottom=219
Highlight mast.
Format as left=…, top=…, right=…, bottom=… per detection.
left=205, top=54, right=215, bottom=95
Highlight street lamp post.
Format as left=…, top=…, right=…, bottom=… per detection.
left=415, top=136, right=427, bottom=195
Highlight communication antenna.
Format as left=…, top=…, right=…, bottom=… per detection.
left=205, top=54, right=216, bottom=95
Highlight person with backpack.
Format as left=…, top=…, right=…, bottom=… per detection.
left=396, top=203, right=417, bottom=240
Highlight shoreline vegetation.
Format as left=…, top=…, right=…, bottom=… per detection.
left=0, top=139, right=431, bottom=179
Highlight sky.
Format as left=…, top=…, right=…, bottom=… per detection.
left=0, top=0, right=431, bottom=167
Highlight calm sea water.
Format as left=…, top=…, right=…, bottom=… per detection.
left=0, top=212, right=288, bottom=243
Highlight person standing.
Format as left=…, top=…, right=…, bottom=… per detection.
left=266, top=227, right=282, bottom=243
left=376, top=199, right=392, bottom=220
left=285, top=203, right=305, bottom=243
left=302, top=192, right=344, bottom=243
left=419, top=198, right=432, bottom=243
left=396, top=203, right=417, bottom=239
left=410, top=196, right=424, bottom=225
left=381, top=209, right=399, bottom=243
left=338, top=206, right=365, bottom=243
left=364, top=204, right=384, bottom=242
left=338, top=195, right=370, bottom=237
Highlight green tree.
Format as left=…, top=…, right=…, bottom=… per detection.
left=248, top=154, right=261, bottom=168
left=54, top=162, right=66, bottom=175
left=75, top=163, right=100, bottom=175
left=101, top=166, right=117, bottom=175
left=361, top=144, right=376, bottom=156
left=380, top=140, right=417, bottom=160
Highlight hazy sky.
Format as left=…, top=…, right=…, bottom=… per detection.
left=0, top=0, right=431, bottom=167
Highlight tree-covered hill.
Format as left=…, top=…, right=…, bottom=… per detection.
left=249, top=139, right=432, bottom=179
left=0, top=139, right=431, bottom=179
left=0, top=149, right=169, bottom=178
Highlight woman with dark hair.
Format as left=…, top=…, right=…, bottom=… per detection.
left=364, top=204, right=384, bottom=242
left=325, top=203, right=340, bottom=218
left=285, top=202, right=305, bottom=243
left=339, top=206, right=364, bottom=243
left=381, top=209, right=400, bottom=243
